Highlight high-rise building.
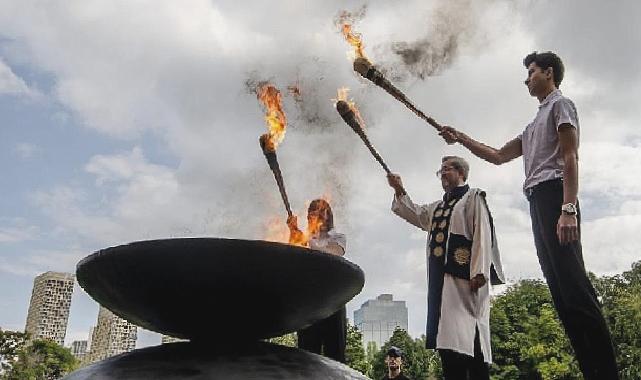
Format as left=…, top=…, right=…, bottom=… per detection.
left=87, top=306, right=137, bottom=363
left=24, top=271, right=75, bottom=345
left=353, top=294, right=408, bottom=349
left=69, top=340, right=88, bottom=362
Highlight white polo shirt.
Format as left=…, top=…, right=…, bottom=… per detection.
left=517, top=89, right=580, bottom=193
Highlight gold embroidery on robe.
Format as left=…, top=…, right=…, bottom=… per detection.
left=454, top=247, right=471, bottom=265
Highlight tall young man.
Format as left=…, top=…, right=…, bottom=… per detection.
left=439, top=51, right=619, bottom=380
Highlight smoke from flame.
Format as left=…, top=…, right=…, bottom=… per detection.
left=257, top=83, right=287, bottom=150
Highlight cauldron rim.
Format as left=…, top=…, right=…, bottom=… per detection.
left=76, top=237, right=365, bottom=341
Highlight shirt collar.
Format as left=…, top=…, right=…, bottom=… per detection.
left=443, top=184, right=469, bottom=202
left=539, top=89, right=562, bottom=108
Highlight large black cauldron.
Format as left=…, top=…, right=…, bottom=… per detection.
left=76, top=238, right=365, bottom=341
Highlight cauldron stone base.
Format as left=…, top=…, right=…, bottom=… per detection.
left=63, top=341, right=371, bottom=380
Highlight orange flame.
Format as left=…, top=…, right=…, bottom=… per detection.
left=264, top=216, right=290, bottom=243
left=341, top=23, right=366, bottom=59
left=263, top=214, right=307, bottom=247
left=257, top=84, right=287, bottom=150
left=264, top=196, right=335, bottom=248
left=335, top=87, right=366, bottom=129
left=288, top=227, right=307, bottom=247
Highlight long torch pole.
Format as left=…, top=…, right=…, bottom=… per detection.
left=353, top=57, right=443, bottom=132
left=259, top=134, right=293, bottom=218
left=336, top=100, right=392, bottom=175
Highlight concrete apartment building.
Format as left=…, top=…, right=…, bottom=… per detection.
left=24, top=271, right=75, bottom=345
left=87, top=306, right=137, bottom=363
left=69, top=340, right=88, bottom=362
left=354, top=294, right=408, bottom=349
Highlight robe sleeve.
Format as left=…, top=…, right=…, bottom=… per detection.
left=391, top=193, right=434, bottom=232
left=470, top=191, right=492, bottom=280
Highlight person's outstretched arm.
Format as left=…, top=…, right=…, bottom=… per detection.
left=440, top=127, right=523, bottom=165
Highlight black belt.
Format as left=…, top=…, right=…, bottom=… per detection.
left=525, top=178, right=562, bottom=201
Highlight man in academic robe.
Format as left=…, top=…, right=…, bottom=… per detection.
left=387, top=156, right=505, bottom=380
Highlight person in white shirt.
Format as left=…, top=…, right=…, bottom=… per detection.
left=439, top=51, right=618, bottom=380
left=287, top=198, right=347, bottom=362
left=387, top=156, right=504, bottom=380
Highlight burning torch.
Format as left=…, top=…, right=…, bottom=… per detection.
left=341, top=21, right=443, bottom=132
left=259, top=134, right=293, bottom=218
left=256, top=84, right=293, bottom=218
left=335, top=90, right=392, bottom=175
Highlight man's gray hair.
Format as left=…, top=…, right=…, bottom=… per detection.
left=442, top=156, right=470, bottom=181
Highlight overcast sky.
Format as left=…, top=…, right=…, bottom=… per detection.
left=1, top=0, right=640, bottom=348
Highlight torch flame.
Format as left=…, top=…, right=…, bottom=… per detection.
left=262, top=214, right=310, bottom=247
left=341, top=23, right=367, bottom=60
left=257, top=84, right=287, bottom=150
left=264, top=195, right=335, bottom=249
left=335, top=87, right=366, bottom=129
left=289, top=227, right=307, bottom=247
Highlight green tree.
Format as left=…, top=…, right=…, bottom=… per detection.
left=413, top=335, right=442, bottom=380
left=366, top=341, right=378, bottom=377
left=592, top=261, right=641, bottom=380
left=490, top=279, right=580, bottom=380
left=0, top=329, right=27, bottom=374
left=371, top=327, right=438, bottom=380
left=5, top=339, right=77, bottom=380
left=346, top=324, right=369, bottom=375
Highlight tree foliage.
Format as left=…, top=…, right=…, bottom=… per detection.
left=345, top=324, right=370, bottom=375
left=3, top=339, right=77, bottom=380
left=370, top=327, right=441, bottom=380
left=490, top=263, right=641, bottom=380
left=490, top=279, right=580, bottom=380
left=0, top=329, right=27, bottom=375
left=592, top=261, right=641, bottom=380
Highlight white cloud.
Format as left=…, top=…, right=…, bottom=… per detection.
left=0, top=57, right=34, bottom=96
left=1, top=0, right=640, bottom=338
left=0, top=226, right=36, bottom=243
left=13, top=142, right=40, bottom=159
left=0, top=259, right=40, bottom=277
left=0, top=219, right=38, bottom=243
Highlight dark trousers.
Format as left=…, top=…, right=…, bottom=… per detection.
left=297, top=307, right=346, bottom=363
left=528, top=179, right=618, bottom=380
left=439, top=328, right=489, bottom=380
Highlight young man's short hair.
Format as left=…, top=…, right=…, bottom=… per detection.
left=523, top=51, right=565, bottom=88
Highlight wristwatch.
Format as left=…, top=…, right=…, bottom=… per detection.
left=561, top=203, right=577, bottom=215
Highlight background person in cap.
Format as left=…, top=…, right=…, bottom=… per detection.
left=288, top=199, right=347, bottom=362
left=439, top=51, right=619, bottom=380
left=387, top=156, right=504, bottom=380
left=382, top=346, right=410, bottom=380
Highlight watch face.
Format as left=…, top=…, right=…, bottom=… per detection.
left=562, top=203, right=577, bottom=214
